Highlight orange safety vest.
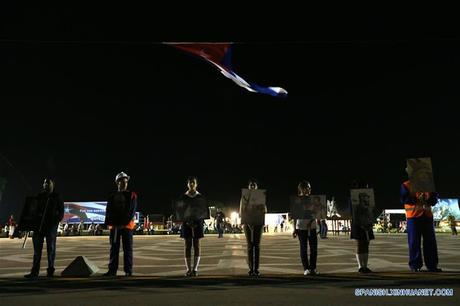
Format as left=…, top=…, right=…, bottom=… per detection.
left=403, top=181, right=433, bottom=219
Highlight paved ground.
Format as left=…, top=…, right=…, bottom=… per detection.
left=0, top=233, right=459, bottom=305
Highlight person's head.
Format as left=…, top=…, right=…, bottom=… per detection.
left=187, top=176, right=198, bottom=192
left=351, top=179, right=368, bottom=189
left=298, top=180, right=311, bottom=196
left=43, top=178, right=55, bottom=193
left=115, top=171, right=130, bottom=191
left=312, top=196, right=320, bottom=203
left=358, top=192, right=370, bottom=207
left=248, top=179, right=258, bottom=190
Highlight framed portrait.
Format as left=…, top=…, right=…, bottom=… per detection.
left=175, top=196, right=209, bottom=221
left=406, top=157, right=436, bottom=192
left=290, top=195, right=327, bottom=219
left=350, top=188, right=375, bottom=229
left=240, top=189, right=267, bottom=225
left=17, top=196, right=43, bottom=231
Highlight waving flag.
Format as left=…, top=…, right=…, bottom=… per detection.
left=165, top=42, right=287, bottom=97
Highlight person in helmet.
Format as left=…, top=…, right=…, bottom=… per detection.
left=103, top=171, right=138, bottom=277
left=401, top=167, right=441, bottom=272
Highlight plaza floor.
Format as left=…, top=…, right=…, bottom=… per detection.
left=0, top=233, right=459, bottom=305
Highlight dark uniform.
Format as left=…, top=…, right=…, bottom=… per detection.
left=216, top=211, right=225, bottom=238
left=31, top=191, right=64, bottom=276
left=105, top=191, right=138, bottom=276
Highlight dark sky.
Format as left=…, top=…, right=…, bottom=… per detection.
left=1, top=6, right=459, bottom=221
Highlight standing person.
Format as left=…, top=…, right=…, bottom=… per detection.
left=88, top=222, right=94, bottom=236
left=103, top=172, right=138, bottom=277
left=320, top=219, right=328, bottom=239
left=216, top=208, right=225, bottom=238
left=7, top=215, right=16, bottom=239
left=349, top=180, right=375, bottom=273
left=24, top=178, right=64, bottom=278
left=292, top=180, right=319, bottom=275
left=63, top=222, right=70, bottom=236
left=240, top=179, right=267, bottom=276
left=179, top=176, right=208, bottom=276
left=401, top=172, right=442, bottom=272
left=448, top=215, right=457, bottom=236
left=77, top=220, right=84, bottom=236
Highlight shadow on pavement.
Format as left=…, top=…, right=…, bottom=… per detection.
left=1, top=272, right=459, bottom=297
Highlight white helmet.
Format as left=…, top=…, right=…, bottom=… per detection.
left=115, top=171, right=130, bottom=182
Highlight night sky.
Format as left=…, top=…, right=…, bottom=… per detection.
left=1, top=6, right=459, bottom=222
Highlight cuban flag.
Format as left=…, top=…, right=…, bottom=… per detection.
left=165, top=42, right=287, bottom=97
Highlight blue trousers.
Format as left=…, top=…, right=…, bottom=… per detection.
left=31, top=225, right=58, bottom=275
left=108, top=228, right=133, bottom=273
left=407, top=216, right=438, bottom=270
left=298, top=229, right=318, bottom=270
left=320, top=224, right=328, bottom=238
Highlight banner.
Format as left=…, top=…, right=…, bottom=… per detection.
left=63, top=202, right=107, bottom=224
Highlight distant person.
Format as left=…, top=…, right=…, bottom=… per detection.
left=179, top=176, right=208, bottom=276
left=95, top=224, right=102, bottom=236
left=240, top=179, right=267, bottom=276
left=292, top=180, right=319, bottom=276
left=71, top=224, right=78, bottom=235
left=24, top=178, right=64, bottom=278
left=7, top=215, right=16, bottom=239
left=448, top=215, right=457, bottom=236
left=320, top=219, right=328, bottom=239
left=216, top=208, right=225, bottom=238
left=103, top=171, right=137, bottom=277
left=63, top=222, right=70, bottom=236
left=77, top=220, right=84, bottom=235
left=88, top=222, right=95, bottom=236
left=401, top=168, right=442, bottom=272
left=350, top=180, right=374, bottom=273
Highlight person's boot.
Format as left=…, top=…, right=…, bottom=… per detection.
left=361, top=253, right=372, bottom=273
left=184, top=257, right=192, bottom=276
left=192, top=256, right=200, bottom=276
left=356, top=254, right=364, bottom=273
left=24, top=271, right=39, bottom=279
left=47, top=267, right=55, bottom=278
left=247, top=247, right=254, bottom=275
left=254, top=247, right=260, bottom=276
left=102, top=270, right=117, bottom=276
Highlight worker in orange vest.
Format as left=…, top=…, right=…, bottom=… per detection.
left=401, top=177, right=441, bottom=272
left=103, top=172, right=137, bottom=277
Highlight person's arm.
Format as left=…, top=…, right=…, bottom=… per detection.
left=400, top=183, right=416, bottom=206
left=427, top=192, right=439, bottom=206
left=239, top=197, right=245, bottom=216
left=292, top=218, right=298, bottom=238
left=57, top=195, right=64, bottom=224
left=129, top=192, right=138, bottom=220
